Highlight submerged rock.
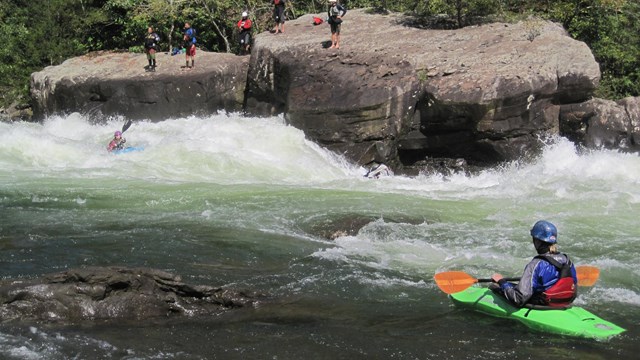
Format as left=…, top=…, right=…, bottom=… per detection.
left=0, top=267, right=259, bottom=324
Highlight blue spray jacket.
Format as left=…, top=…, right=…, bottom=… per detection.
left=499, top=253, right=577, bottom=307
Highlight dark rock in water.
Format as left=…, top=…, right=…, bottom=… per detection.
left=303, top=214, right=429, bottom=240
left=399, top=157, right=475, bottom=177
left=0, top=267, right=259, bottom=324
left=560, top=97, right=640, bottom=152
left=303, top=214, right=378, bottom=240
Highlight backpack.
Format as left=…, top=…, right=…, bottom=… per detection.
left=313, top=16, right=324, bottom=25
left=535, top=254, right=577, bottom=307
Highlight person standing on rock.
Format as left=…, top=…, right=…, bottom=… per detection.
left=183, top=22, right=196, bottom=69
left=327, top=0, right=346, bottom=49
left=144, top=26, right=160, bottom=72
left=272, top=0, right=286, bottom=34
left=237, top=11, right=253, bottom=55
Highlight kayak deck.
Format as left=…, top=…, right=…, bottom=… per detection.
left=450, top=287, right=625, bottom=339
left=113, top=146, right=144, bottom=155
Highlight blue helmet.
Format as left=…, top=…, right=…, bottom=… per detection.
left=530, top=220, right=557, bottom=244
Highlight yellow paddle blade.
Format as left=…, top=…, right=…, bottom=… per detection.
left=576, top=265, right=600, bottom=287
left=434, top=271, right=478, bottom=294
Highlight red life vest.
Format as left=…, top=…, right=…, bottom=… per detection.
left=536, top=255, right=577, bottom=307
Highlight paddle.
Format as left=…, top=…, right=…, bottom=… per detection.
left=434, top=265, right=600, bottom=295
left=121, top=119, right=133, bottom=133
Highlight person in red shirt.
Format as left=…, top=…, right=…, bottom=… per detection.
left=107, top=131, right=126, bottom=152
left=237, top=11, right=252, bottom=55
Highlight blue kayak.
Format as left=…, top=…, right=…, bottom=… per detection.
left=112, top=146, right=144, bottom=155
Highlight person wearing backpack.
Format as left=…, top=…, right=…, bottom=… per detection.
left=490, top=220, right=578, bottom=308
left=327, top=0, right=346, bottom=49
left=183, top=22, right=197, bottom=69
left=144, top=26, right=160, bottom=71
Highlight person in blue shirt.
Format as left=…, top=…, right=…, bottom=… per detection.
left=490, top=220, right=578, bottom=307
left=183, top=22, right=196, bottom=69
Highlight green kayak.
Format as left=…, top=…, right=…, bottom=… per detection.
left=450, top=287, right=625, bottom=339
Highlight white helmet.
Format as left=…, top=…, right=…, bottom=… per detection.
left=242, top=11, right=248, bottom=17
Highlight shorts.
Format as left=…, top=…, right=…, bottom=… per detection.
left=146, top=48, right=156, bottom=59
left=186, top=44, right=196, bottom=56
left=330, top=23, right=341, bottom=34
left=273, top=7, right=285, bottom=24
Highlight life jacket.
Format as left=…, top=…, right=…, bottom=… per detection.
left=535, top=254, right=577, bottom=307
left=238, top=19, right=252, bottom=30
left=274, top=0, right=281, bottom=5
left=144, top=34, right=157, bottom=48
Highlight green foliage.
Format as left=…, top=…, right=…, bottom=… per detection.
left=1, top=0, right=640, bottom=111
left=537, top=0, right=640, bottom=99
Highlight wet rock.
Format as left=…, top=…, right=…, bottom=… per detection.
left=302, top=214, right=428, bottom=240
left=560, top=97, right=640, bottom=151
left=0, top=267, right=260, bottom=324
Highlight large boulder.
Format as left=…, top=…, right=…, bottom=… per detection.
left=560, top=97, right=640, bottom=151
left=246, top=10, right=600, bottom=166
left=0, top=267, right=258, bottom=324
left=30, top=51, right=249, bottom=121
left=30, top=9, right=618, bottom=168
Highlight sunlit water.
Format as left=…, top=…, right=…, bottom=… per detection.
left=1, top=114, right=639, bottom=359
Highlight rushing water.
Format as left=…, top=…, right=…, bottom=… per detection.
left=1, top=113, right=639, bottom=359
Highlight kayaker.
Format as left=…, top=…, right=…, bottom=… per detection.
left=490, top=220, right=578, bottom=307
left=364, top=162, right=392, bottom=179
left=107, top=130, right=127, bottom=152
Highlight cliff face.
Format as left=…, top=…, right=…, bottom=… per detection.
left=245, top=10, right=602, bottom=166
left=30, top=9, right=640, bottom=168
left=30, top=51, right=249, bottom=121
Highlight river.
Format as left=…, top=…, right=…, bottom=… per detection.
left=1, top=113, right=638, bottom=359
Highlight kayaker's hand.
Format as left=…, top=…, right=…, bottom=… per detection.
left=491, top=273, right=504, bottom=283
